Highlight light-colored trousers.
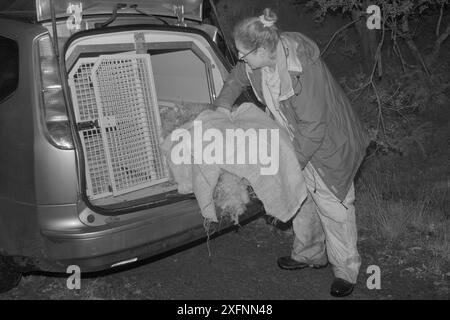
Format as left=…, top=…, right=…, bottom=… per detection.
left=291, top=162, right=361, bottom=284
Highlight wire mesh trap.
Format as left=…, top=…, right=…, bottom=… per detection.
left=69, top=54, right=169, bottom=199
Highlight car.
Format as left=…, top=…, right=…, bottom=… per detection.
left=0, top=0, right=263, bottom=293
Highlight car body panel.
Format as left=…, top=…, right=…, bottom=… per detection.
left=0, top=0, right=204, bottom=22
left=0, top=19, right=45, bottom=205
left=41, top=201, right=262, bottom=272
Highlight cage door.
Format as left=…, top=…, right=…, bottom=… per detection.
left=69, top=54, right=169, bottom=199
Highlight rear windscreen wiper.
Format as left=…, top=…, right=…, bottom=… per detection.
left=94, top=3, right=127, bottom=29
left=130, top=4, right=169, bottom=25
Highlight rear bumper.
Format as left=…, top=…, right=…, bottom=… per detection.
left=39, top=199, right=263, bottom=273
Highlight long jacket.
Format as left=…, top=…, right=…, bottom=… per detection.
left=214, top=32, right=370, bottom=201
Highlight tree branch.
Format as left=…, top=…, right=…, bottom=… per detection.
left=401, top=14, right=432, bottom=80
left=320, top=16, right=363, bottom=57
left=428, top=20, right=450, bottom=65
left=436, top=2, right=445, bottom=37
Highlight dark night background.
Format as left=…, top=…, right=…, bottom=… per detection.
left=0, top=0, right=448, bottom=300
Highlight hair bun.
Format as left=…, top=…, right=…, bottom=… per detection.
left=263, top=8, right=278, bottom=23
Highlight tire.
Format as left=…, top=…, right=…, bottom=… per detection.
left=0, top=255, right=22, bottom=294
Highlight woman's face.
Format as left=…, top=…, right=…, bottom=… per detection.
left=235, top=40, right=272, bottom=69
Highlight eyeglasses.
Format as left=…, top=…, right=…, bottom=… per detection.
left=238, top=47, right=258, bottom=62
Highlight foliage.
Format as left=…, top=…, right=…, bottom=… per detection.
left=301, top=0, right=450, bottom=156
left=340, top=65, right=450, bottom=156
left=304, top=0, right=448, bottom=22
left=302, top=0, right=450, bottom=68
left=357, top=152, right=450, bottom=272
left=336, top=29, right=359, bottom=57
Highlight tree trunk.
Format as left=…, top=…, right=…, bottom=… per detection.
left=401, top=15, right=431, bottom=78
left=351, top=4, right=379, bottom=74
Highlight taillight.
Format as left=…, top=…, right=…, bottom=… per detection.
left=36, top=34, right=74, bottom=149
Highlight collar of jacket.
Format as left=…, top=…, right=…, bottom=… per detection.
left=244, top=32, right=320, bottom=104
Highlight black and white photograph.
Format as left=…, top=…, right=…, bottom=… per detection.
left=0, top=0, right=448, bottom=304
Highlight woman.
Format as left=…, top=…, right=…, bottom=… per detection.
left=213, top=8, right=369, bottom=297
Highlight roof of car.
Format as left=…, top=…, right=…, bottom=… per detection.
left=0, top=1, right=204, bottom=23
left=0, top=0, right=34, bottom=11
left=0, top=0, right=36, bottom=21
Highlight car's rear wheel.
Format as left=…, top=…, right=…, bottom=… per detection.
left=0, top=255, right=22, bottom=293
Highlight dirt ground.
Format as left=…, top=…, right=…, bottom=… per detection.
left=0, top=216, right=447, bottom=300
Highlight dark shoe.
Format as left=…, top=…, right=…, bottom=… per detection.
left=277, top=256, right=328, bottom=270
left=330, top=278, right=354, bottom=297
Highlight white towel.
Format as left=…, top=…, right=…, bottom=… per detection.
left=160, top=103, right=307, bottom=223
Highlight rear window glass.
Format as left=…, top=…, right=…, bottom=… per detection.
left=0, top=36, right=19, bottom=102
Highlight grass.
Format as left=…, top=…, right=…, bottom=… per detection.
left=356, top=154, right=450, bottom=277
left=359, top=174, right=435, bottom=241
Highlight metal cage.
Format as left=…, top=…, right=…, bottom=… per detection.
left=68, top=54, right=169, bottom=199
